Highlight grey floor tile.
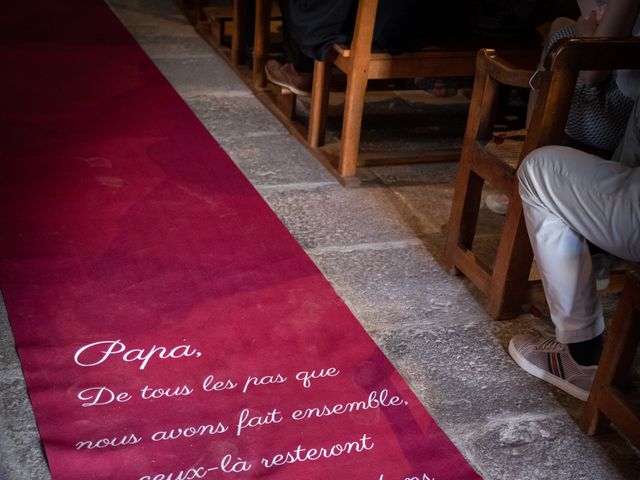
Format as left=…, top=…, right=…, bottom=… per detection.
left=108, top=0, right=187, bottom=27
left=155, top=55, right=249, bottom=95
left=187, top=95, right=287, bottom=141
left=261, top=184, right=424, bottom=250
left=372, top=322, right=566, bottom=429
left=125, top=22, right=203, bottom=42
left=370, top=162, right=459, bottom=186
left=309, top=245, right=486, bottom=330
left=0, top=346, right=21, bottom=381
left=388, top=182, right=506, bottom=237
left=459, top=415, right=640, bottom=480
left=392, top=183, right=456, bottom=235
left=133, top=31, right=215, bottom=59
left=223, top=133, right=336, bottom=187
left=0, top=303, right=46, bottom=479
left=0, top=378, right=50, bottom=480
left=0, top=301, right=22, bottom=380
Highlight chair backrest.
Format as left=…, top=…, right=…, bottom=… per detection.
left=523, top=37, right=640, bottom=164
left=346, top=0, right=379, bottom=69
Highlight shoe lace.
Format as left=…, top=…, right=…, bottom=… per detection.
left=536, top=337, right=565, bottom=352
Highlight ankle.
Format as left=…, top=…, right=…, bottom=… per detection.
left=568, top=334, right=603, bottom=366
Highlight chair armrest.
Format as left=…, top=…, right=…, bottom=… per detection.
left=547, top=37, right=640, bottom=73
left=476, top=49, right=535, bottom=89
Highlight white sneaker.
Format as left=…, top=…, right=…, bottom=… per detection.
left=485, top=193, right=509, bottom=215
left=508, top=334, right=597, bottom=401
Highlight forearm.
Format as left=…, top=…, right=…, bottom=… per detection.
left=593, top=0, right=638, bottom=37
left=579, top=0, right=639, bottom=85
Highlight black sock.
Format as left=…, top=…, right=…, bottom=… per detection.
left=568, top=334, right=603, bottom=366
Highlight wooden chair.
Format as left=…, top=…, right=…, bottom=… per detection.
left=230, top=0, right=249, bottom=65
left=307, top=0, right=542, bottom=180
left=200, top=2, right=233, bottom=46
left=180, top=0, right=209, bottom=26
left=230, top=0, right=281, bottom=88
left=581, top=264, right=640, bottom=447
left=247, top=0, right=298, bottom=118
left=443, top=37, right=640, bottom=319
left=201, top=0, right=280, bottom=88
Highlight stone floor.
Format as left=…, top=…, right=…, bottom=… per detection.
left=1, top=1, right=639, bottom=479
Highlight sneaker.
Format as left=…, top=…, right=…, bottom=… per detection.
left=485, top=193, right=508, bottom=215
left=265, top=60, right=312, bottom=97
left=508, top=334, right=597, bottom=401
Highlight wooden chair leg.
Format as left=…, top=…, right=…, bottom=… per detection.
left=194, top=0, right=205, bottom=25
left=444, top=166, right=485, bottom=273
left=581, top=274, right=640, bottom=439
left=231, top=0, right=248, bottom=65
left=338, top=68, right=369, bottom=177
left=276, top=89, right=296, bottom=120
left=486, top=197, right=534, bottom=319
left=252, top=0, right=271, bottom=89
left=308, top=59, right=333, bottom=148
left=444, top=69, right=496, bottom=273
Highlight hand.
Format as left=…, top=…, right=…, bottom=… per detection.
left=575, top=10, right=599, bottom=37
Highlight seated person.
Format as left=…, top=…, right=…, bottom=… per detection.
left=265, top=0, right=355, bottom=96
left=487, top=0, right=640, bottom=214
left=266, top=0, right=443, bottom=96
left=509, top=91, right=640, bottom=401
left=265, top=0, right=561, bottom=96
left=536, top=0, right=640, bottom=153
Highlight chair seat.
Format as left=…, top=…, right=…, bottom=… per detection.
left=336, top=32, right=542, bottom=57
left=333, top=50, right=538, bottom=80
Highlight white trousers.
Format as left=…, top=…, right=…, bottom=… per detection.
left=517, top=146, right=640, bottom=344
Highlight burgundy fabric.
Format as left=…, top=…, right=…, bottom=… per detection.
left=0, top=1, right=481, bottom=479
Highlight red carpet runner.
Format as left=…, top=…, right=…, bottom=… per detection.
left=0, top=1, right=481, bottom=479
